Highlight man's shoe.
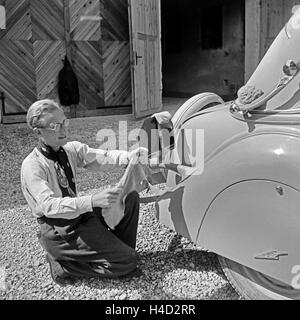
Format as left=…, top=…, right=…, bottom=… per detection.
left=45, top=254, right=75, bottom=286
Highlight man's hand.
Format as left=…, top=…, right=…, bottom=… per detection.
left=148, top=156, right=161, bottom=169
left=128, top=147, right=149, bottom=165
left=91, top=188, right=122, bottom=209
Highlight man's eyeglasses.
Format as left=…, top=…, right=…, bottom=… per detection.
left=41, top=118, right=70, bottom=132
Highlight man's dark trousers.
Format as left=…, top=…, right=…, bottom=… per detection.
left=38, top=191, right=140, bottom=278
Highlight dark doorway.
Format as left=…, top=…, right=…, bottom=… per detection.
left=161, top=0, right=245, bottom=100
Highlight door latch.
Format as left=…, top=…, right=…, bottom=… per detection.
left=135, top=51, right=143, bottom=65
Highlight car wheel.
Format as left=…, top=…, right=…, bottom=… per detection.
left=218, top=255, right=300, bottom=300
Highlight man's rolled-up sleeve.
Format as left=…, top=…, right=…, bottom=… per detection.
left=72, top=141, right=130, bottom=171
left=21, top=162, right=93, bottom=219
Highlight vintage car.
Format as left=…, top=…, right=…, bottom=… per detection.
left=151, top=8, right=300, bottom=300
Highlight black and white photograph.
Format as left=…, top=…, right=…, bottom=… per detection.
left=1, top=0, right=300, bottom=305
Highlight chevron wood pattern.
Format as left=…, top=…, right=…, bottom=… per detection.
left=34, top=40, right=66, bottom=100
left=103, top=40, right=131, bottom=106
left=69, top=0, right=101, bottom=41
left=70, top=41, right=104, bottom=110
left=31, top=0, right=64, bottom=40
left=100, top=0, right=129, bottom=41
left=0, top=0, right=133, bottom=120
left=0, top=0, right=32, bottom=40
left=0, top=40, right=35, bottom=113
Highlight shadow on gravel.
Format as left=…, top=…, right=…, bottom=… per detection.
left=205, top=283, right=241, bottom=300
left=79, top=247, right=239, bottom=300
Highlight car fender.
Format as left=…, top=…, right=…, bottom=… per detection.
left=172, top=92, right=224, bottom=130
left=199, top=178, right=300, bottom=286
left=156, top=132, right=300, bottom=285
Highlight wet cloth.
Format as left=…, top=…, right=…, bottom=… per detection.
left=102, top=160, right=150, bottom=229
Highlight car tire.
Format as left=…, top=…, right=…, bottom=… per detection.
left=172, top=92, right=224, bottom=130
left=218, top=255, right=300, bottom=300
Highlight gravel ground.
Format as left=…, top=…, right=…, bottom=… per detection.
left=0, top=113, right=240, bottom=300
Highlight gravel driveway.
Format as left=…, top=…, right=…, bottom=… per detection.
left=0, top=111, right=240, bottom=300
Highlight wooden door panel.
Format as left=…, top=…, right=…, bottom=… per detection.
left=0, top=40, right=35, bottom=114
left=69, top=0, right=101, bottom=41
left=100, top=0, right=129, bottom=41
left=34, top=40, right=66, bottom=100
left=31, top=0, right=65, bottom=40
left=129, top=0, right=162, bottom=118
left=0, top=0, right=32, bottom=40
left=103, top=40, right=131, bottom=106
left=134, top=38, right=147, bottom=112
left=70, top=41, right=104, bottom=110
left=146, top=0, right=160, bottom=37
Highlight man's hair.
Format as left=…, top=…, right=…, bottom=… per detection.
left=26, top=99, right=62, bottom=130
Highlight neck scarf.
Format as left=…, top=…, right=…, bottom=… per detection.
left=37, top=141, right=76, bottom=197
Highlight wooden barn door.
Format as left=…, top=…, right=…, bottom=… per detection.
left=128, top=0, right=162, bottom=118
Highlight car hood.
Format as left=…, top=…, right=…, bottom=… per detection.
left=178, top=102, right=300, bottom=170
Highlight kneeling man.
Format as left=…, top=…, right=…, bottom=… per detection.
left=21, top=99, right=145, bottom=285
